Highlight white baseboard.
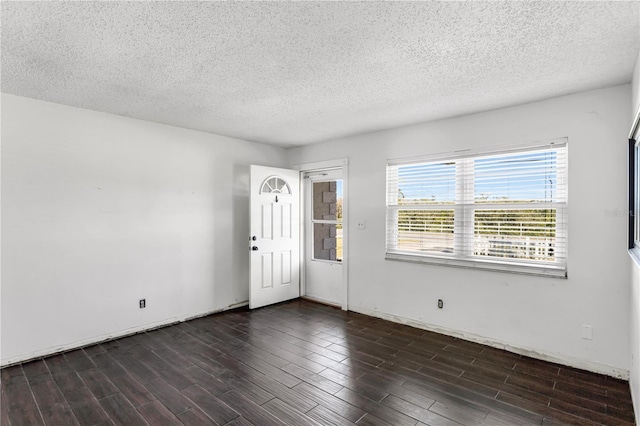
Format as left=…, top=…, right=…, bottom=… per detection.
left=349, top=305, right=630, bottom=380
left=630, top=375, right=640, bottom=425
left=183, top=301, right=249, bottom=321
left=301, top=295, right=341, bottom=308
left=0, top=301, right=249, bottom=368
left=4, top=300, right=628, bottom=381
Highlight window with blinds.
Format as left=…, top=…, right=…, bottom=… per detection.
left=386, top=140, right=568, bottom=277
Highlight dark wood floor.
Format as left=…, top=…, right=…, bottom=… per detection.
left=1, top=299, right=635, bottom=426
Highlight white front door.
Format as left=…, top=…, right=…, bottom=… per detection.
left=249, top=165, right=300, bottom=309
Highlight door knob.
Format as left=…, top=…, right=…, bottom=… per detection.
left=251, top=246, right=259, bottom=251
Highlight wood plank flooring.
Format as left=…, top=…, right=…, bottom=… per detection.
left=1, top=299, right=635, bottom=425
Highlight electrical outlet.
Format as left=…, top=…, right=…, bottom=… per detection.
left=357, top=220, right=366, bottom=230
left=438, top=299, right=443, bottom=309
left=139, top=299, right=146, bottom=309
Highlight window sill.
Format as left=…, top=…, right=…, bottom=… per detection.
left=385, top=252, right=567, bottom=279
left=628, top=247, right=640, bottom=269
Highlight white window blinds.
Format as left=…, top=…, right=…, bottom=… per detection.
left=386, top=140, right=568, bottom=277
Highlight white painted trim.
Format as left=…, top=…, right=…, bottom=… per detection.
left=0, top=94, right=3, bottom=366
left=631, top=375, right=640, bottom=426
left=301, top=295, right=342, bottom=309
left=183, top=300, right=249, bottom=321
left=299, top=170, right=307, bottom=299
left=341, top=163, right=349, bottom=311
left=294, top=157, right=349, bottom=172
left=0, top=302, right=249, bottom=367
left=349, top=305, right=630, bottom=380
left=629, top=105, right=640, bottom=140
left=629, top=247, right=640, bottom=269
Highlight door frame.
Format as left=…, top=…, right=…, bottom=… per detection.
left=294, top=158, right=349, bottom=311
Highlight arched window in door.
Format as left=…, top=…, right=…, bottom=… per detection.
left=260, top=176, right=291, bottom=194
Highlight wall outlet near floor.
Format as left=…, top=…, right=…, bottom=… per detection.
left=139, top=299, right=146, bottom=309
left=581, top=324, right=592, bottom=340
left=356, top=220, right=366, bottom=230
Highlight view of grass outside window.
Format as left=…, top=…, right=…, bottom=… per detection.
left=387, top=141, right=567, bottom=276
left=397, top=210, right=454, bottom=253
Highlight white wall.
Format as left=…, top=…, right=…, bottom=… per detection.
left=630, top=260, right=640, bottom=424
left=629, top=51, right=640, bottom=424
left=1, top=94, right=287, bottom=365
left=2, top=86, right=634, bottom=379
left=289, top=84, right=632, bottom=377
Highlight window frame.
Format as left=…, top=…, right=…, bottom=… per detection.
left=386, top=139, right=568, bottom=278
left=629, top=106, right=640, bottom=256
left=630, top=138, right=637, bottom=250
left=308, top=171, right=343, bottom=263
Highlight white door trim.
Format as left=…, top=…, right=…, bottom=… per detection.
left=295, top=158, right=349, bottom=311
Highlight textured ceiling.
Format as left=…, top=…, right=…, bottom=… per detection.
left=2, top=2, right=639, bottom=148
